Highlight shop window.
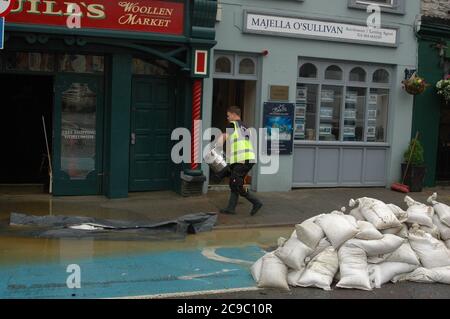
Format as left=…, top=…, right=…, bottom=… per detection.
left=5, top=52, right=55, bottom=72
left=373, top=69, right=390, bottom=83
left=348, top=0, right=405, bottom=15
left=325, top=65, right=343, bottom=81
left=349, top=67, right=366, bottom=82
left=59, top=55, right=104, bottom=74
left=132, top=58, right=169, bottom=76
left=215, top=56, right=232, bottom=73
left=367, top=89, right=389, bottom=142
left=239, top=58, right=256, bottom=75
left=297, top=60, right=391, bottom=143
left=299, top=63, right=317, bottom=78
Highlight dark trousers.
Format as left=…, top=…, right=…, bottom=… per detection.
left=229, top=163, right=254, bottom=196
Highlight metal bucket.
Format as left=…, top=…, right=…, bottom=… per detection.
left=204, top=148, right=228, bottom=174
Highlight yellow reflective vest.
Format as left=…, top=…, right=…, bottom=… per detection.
left=228, top=121, right=256, bottom=164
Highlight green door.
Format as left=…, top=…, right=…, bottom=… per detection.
left=129, top=77, right=175, bottom=191
left=53, top=74, right=104, bottom=195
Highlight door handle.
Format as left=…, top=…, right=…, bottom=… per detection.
left=131, top=133, right=136, bottom=145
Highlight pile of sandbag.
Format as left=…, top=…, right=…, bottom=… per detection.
left=251, top=193, right=450, bottom=291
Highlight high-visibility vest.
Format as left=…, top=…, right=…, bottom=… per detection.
left=228, top=121, right=256, bottom=164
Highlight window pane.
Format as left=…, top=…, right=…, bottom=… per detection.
left=320, top=86, right=342, bottom=141
left=59, top=55, right=104, bottom=74
left=132, top=58, right=169, bottom=75
left=295, top=84, right=318, bottom=141
left=299, top=63, right=317, bottom=78
left=6, top=52, right=55, bottom=72
left=215, top=57, right=231, bottom=73
left=344, top=87, right=366, bottom=142
left=325, top=65, right=342, bottom=80
left=367, top=89, right=389, bottom=142
left=239, top=58, right=255, bottom=75
left=349, top=67, right=366, bottom=82
left=373, top=69, right=390, bottom=83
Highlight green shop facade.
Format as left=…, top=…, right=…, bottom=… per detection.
left=0, top=0, right=217, bottom=198
left=412, top=16, right=450, bottom=187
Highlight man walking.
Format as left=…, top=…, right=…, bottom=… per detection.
left=217, top=106, right=263, bottom=216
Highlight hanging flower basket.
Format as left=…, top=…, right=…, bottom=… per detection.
left=402, top=73, right=429, bottom=95
left=436, top=75, right=450, bottom=104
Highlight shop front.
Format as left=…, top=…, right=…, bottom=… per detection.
left=203, top=0, right=419, bottom=193
left=0, top=0, right=217, bottom=198
left=412, top=16, right=450, bottom=187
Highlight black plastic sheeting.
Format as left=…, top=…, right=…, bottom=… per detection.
left=8, top=212, right=218, bottom=241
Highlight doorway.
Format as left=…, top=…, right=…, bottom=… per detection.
left=436, top=60, right=450, bottom=182
left=0, top=74, right=53, bottom=186
left=210, top=79, right=257, bottom=186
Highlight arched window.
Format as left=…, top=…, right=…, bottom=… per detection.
left=373, top=69, right=390, bottom=83
left=299, top=63, right=317, bottom=78
left=325, top=65, right=343, bottom=80
left=215, top=56, right=232, bottom=73
left=349, top=67, right=366, bottom=82
left=239, top=58, right=255, bottom=75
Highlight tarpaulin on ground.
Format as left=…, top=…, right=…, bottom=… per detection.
left=8, top=212, right=218, bottom=240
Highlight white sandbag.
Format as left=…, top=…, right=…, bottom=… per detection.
left=349, top=207, right=365, bottom=221
left=277, top=237, right=288, bottom=247
left=287, top=268, right=305, bottom=287
left=290, top=230, right=297, bottom=239
left=428, top=193, right=450, bottom=227
left=297, top=247, right=339, bottom=291
left=381, top=224, right=408, bottom=239
left=274, top=237, right=313, bottom=270
left=336, top=245, right=372, bottom=291
left=344, top=214, right=359, bottom=229
left=258, top=253, right=290, bottom=290
left=307, top=238, right=332, bottom=262
left=315, top=212, right=359, bottom=249
left=408, top=228, right=450, bottom=268
left=385, top=242, right=421, bottom=265
left=295, top=220, right=325, bottom=249
left=350, top=197, right=401, bottom=230
left=405, top=196, right=434, bottom=227
left=387, top=204, right=408, bottom=223
left=368, top=262, right=418, bottom=288
left=419, top=224, right=441, bottom=240
left=346, top=234, right=404, bottom=257
left=392, top=266, right=450, bottom=284
left=355, top=221, right=383, bottom=240
left=251, top=252, right=274, bottom=283
left=446, top=240, right=450, bottom=250
left=434, top=215, right=450, bottom=241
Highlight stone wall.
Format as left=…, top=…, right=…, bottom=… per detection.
left=422, top=0, right=450, bottom=18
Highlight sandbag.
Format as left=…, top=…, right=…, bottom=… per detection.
left=405, top=196, right=434, bottom=228
left=392, top=266, right=450, bottom=284
left=446, top=240, right=450, bottom=250
left=419, top=224, right=441, bottom=240
left=297, top=247, right=339, bottom=291
left=258, top=253, right=290, bottom=290
left=346, top=234, right=404, bottom=257
left=307, top=238, right=332, bottom=262
left=287, top=269, right=305, bottom=287
left=409, top=228, right=450, bottom=268
left=428, top=193, right=450, bottom=227
left=295, top=220, right=325, bottom=249
left=336, top=245, right=372, bottom=291
left=315, top=212, right=359, bottom=249
left=350, top=197, right=401, bottom=230
left=368, top=262, right=418, bottom=288
left=355, top=221, right=383, bottom=240
left=290, top=230, right=297, bottom=239
left=349, top=207, right=365, bottom=221
left=274, top=237, right=313, bottom=270
left=381, top=224, right=408, bottom=239
left=385, top=242, right=421, bottom=265
left=434, top=215, right=450, bottom=241
left=251, top=252, right=273, bottom=283
left=387, top=204, right=408, bottom=223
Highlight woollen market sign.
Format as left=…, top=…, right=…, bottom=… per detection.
left=6, top=0, right=184, bottom=35
left=244, top=11, right=398, bottom=47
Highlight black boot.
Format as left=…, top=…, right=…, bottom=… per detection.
left=220, top=192, right=239, bottom=215
left=243, top=191, right=263, bottom=216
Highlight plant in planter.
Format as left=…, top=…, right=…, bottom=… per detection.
left=436, top=75, right=450, bottom=104
left=402, top=73, right=429, bottom=95
left=402, top=136, right=426, bottom=192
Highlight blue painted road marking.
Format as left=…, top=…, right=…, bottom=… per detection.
left=0, top=246, right=265, bottom=299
